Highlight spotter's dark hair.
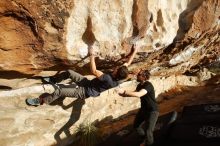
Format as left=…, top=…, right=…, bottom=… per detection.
left=139, top=70, right=150, bottom=80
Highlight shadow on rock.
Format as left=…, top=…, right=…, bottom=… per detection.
left=0, top=85, right=12, bottom=90
left=52, top=98, right=85, bottom=146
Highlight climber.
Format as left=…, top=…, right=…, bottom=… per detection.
left=26, top=44, right=138, bottom=106
left=117, top=70, right=159, bottom=146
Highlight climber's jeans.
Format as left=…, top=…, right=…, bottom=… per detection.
left=42, top=84, right=87, bottom=104
left=133, top=110, right=159, bottom=146
left=51, top=69, right=90, bottom=86
left=42, top=69, right=89, bottom=104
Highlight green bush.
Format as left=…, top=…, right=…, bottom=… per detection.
left=74, top=122, right=101, bottom=146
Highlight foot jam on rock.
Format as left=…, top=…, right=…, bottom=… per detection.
left=41, top=77, right=56, bottom=84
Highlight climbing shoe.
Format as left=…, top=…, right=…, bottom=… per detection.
left=26, top=98, right=41, bottom=106
left=41, top=77, right=56, bottom=84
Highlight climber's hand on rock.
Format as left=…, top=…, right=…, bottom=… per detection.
left=89, top=46, right=95, bottom=56
left=116, top=88, right=125, bottom=95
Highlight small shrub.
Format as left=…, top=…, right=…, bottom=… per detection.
left=74, top=122, right=101, bottom=146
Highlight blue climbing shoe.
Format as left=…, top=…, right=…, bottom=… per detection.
left=26, top=98, right=41, bottom=106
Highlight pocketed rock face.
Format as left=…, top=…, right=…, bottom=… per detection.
left=0, top=0, right=71, bottom=74
left=0, top=0, right=219, bottom=145
left=148, top=0, right=220, bottom=76
left=0, top=1, right=43, bottom=73
left=0, top=0, right=219, bottom=75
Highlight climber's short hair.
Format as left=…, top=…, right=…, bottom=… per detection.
left=115, top=65, right=129, bottom=80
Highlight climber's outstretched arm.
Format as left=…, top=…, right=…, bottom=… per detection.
left=89, top=46, right=104, bottom=78
left=123, top=45, right=138, bottom=67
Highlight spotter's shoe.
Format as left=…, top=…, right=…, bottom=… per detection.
left=136, top=127, right=145, bottom=136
